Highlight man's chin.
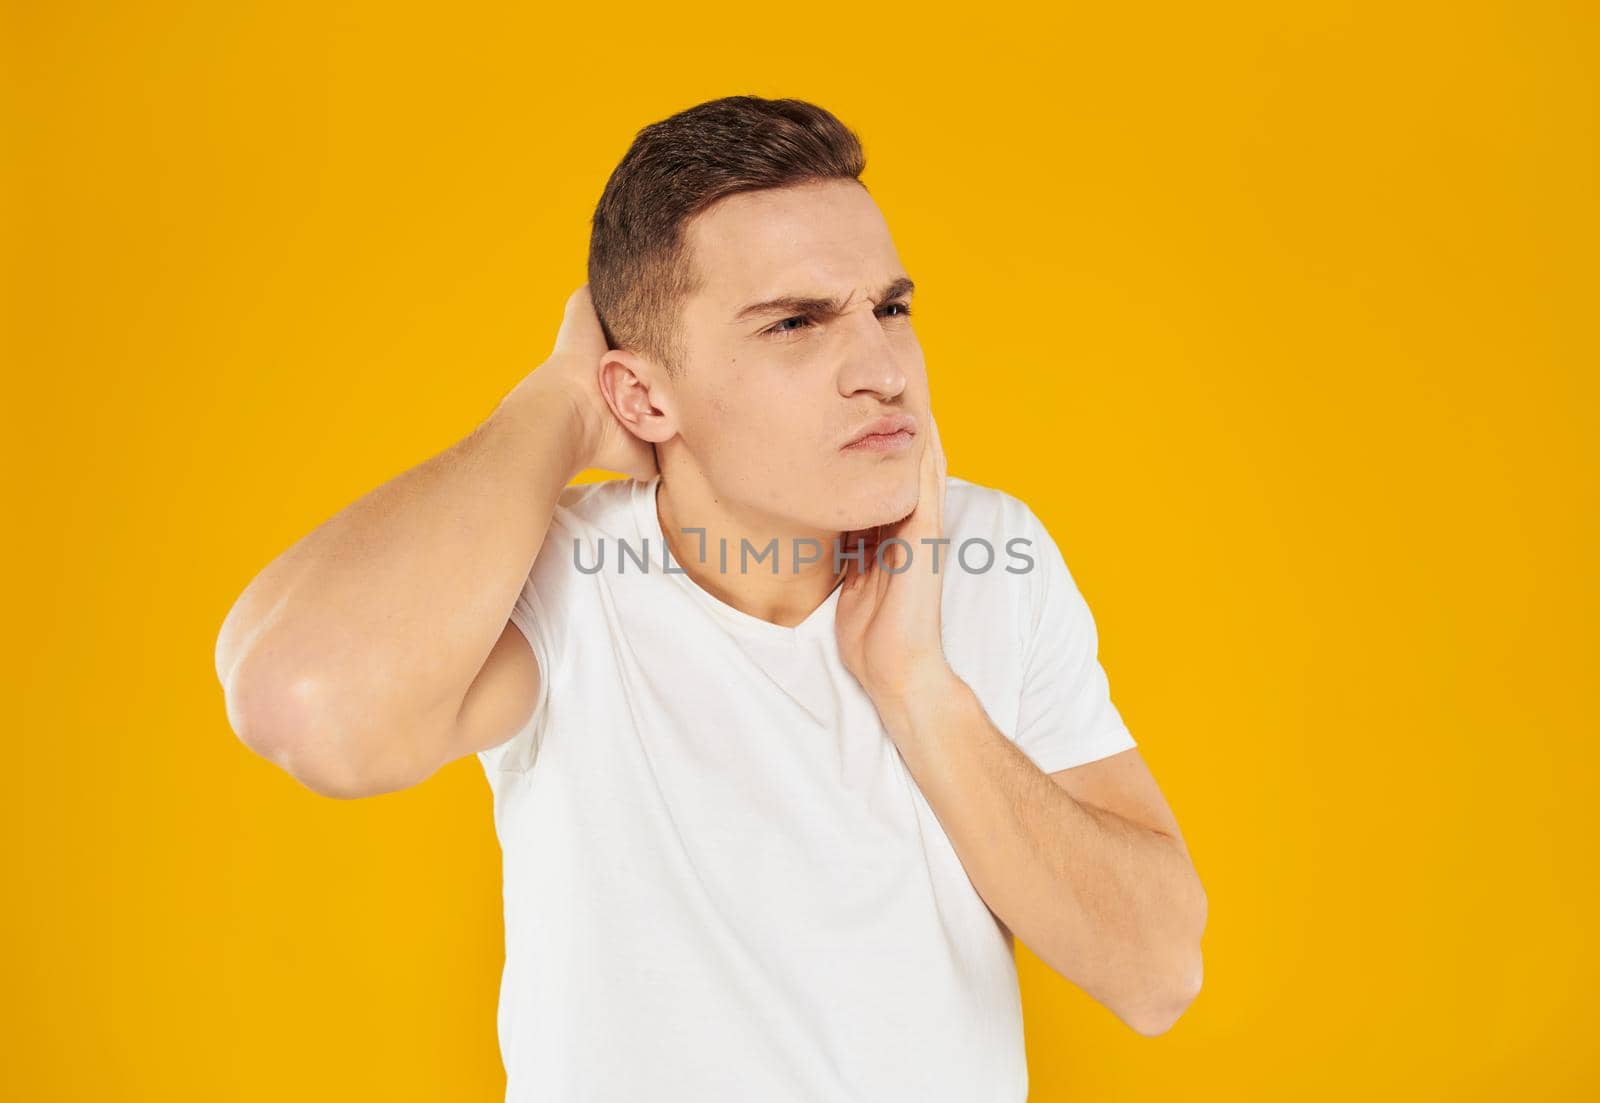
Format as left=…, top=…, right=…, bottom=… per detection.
left=831, top=479, right=922, bottom=533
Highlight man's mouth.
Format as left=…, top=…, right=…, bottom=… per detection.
left=842, top=413, right=918, bottom=452
left=842, top=429, right=916, bottom=453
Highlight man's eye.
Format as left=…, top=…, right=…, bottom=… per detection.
left=764, top=302, right=912, bottom=338
left=765, top=315, right=814, bottom=337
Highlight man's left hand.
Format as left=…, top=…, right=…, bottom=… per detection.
left=836, top=412, right=953, bottom=719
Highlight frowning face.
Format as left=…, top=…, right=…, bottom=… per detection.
left=650, top=177, right=930, bottom=535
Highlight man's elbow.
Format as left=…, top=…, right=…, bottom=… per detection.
left=1123, top=951, right=1204, bottom=1037
left=224, top=667, right=430, bottom=800
left=1124, top=883, right=1208, bottom=1036
left=267, top=738, right=412, bottom=800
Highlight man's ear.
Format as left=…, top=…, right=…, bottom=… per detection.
left=597, top=348, right=677, bottom=446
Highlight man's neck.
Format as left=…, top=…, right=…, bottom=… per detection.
left=655, top=475, right=848, bottom=629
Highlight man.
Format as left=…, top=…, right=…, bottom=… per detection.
left=216, top=95, right=1206, bottom=1101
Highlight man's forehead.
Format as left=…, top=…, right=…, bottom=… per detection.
left=684, top=183, right=902, bottom=310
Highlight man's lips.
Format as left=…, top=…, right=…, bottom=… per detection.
left=842, top=414, right=918, bottom=451
left=843, top=429, right=916, bottom=453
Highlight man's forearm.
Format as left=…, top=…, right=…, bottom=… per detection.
left=217, top=376, right=588, bottom=788
left=877, top=670, right=1206, bottom=1036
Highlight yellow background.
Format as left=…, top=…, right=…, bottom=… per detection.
left=7, top=1, right=1596, bottom=1098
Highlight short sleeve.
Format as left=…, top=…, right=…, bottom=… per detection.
left=1010, top=501, right=1137, bottom=773
left=475, top=505, right=577, bottom=776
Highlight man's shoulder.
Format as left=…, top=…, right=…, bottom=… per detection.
left=936, top=476, right=1043, bottom=667
left=942, top=473, right=1035, bottom=540
left=549, top=477, right=643, bottom=536
left=938, top=475, right=1045, bottom=611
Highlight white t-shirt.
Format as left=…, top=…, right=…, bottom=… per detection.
left=477, top=473, right=1136, bottom=1102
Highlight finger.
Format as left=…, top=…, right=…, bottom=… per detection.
left=915, top=410, right=945, bottom=540
left=553, top=284, right=606, bottom=357
left=839, top=527, right=874, bottom=582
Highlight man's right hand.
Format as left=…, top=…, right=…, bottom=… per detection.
left=519, top=284, right=659, bottom=482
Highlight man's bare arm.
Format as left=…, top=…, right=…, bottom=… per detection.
left=876, top=673, right=1207, bottom=1037
left=215, top=287, right=654, bottom=798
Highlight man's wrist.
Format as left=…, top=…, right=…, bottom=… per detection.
left=870, top=661, right=971, bottom=740
left=493, top=374, right=598, bottom=481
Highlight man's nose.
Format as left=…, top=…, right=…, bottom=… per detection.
left=835, top=307, right=907, bottom=399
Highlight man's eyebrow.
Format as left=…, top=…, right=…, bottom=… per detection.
left=731, top=276, right=916, bottom=323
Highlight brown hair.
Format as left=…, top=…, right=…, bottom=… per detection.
left=587, top=96, right=867, bottom=376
